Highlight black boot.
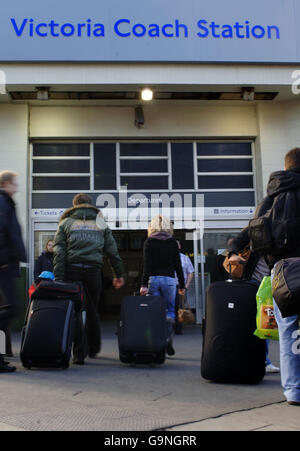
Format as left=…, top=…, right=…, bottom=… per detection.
left=0, top=354, right=16, bottom=373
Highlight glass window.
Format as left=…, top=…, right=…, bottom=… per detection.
left=33, top=160, right=90, bottom=174
left=197, top=143, right=252, bottom=156
left=171, top=143, right=194, bottom=189
left=121, top=176, right=168, bottom=190
left=198, top=159, right=252, bottom=173
left=33, top=143, right=90, bottom=157
left=120, top=159, right=168, bottom=173
left=33, top=177, right=90, bottom=191
left=120, top=143, right=167, bottom=156
left=198, top=175, right=253, bottom=189
left=94, top=144, right=116, bottom=190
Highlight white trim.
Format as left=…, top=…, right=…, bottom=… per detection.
left=119, top=156, right=168, bottom=160
left=120, top=173, right=169, bottom=177
left=193, top=142, right=198, bottom=190
left=197, top=172, right=254, bottom=176
left=197, top=155, right=253, bottom=160
left=33, top=173, right=90, bottom=177
left=90, top=142, right=94, bottom=191
left=167, top=142, right=172, bottom=190
left=116, top=142, right=120, bottom=190
left=32, top=156, right=90, bottom=160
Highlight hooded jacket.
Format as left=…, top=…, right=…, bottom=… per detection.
left=228, top=170, right=300, bottom=269
left=141, top=232, right=185, bottom=288
left=53, top=204, right=124, bottom=280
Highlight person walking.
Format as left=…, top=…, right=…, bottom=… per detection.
left=140, top=215, right=185, bottom=356
left=0, top=170, right=27, bottom=372
left=174, top=239, right=195, bottom=335
left=34, top=239, right=54, bottom=282
left=228, top=147, right=300, bottom=405
left=226, top=231, right=280, bottom=373
left=53, top=193, right=124, bottom=364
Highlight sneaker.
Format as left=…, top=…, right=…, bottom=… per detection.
left=265, top=364, right=280, bottom=373
left=0, top=361, right=16, bottom=373
left=166, top=340, right=175, bottom=356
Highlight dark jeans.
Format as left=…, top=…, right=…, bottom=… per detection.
left=66, top=265, right=102, bottom=360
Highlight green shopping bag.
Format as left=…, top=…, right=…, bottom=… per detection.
left=254, top=276, right=279, bottom=341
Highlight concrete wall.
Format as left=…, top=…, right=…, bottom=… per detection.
left=256, top=98, right=300, bottom=197
left=0, top=104, right=28, bottom=239
left=29, top=104, right=257, bottom=138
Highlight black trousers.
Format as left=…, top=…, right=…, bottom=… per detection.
left=0, top=267, right=17, bottom=355
left=66, top=265, right=102, bottom=359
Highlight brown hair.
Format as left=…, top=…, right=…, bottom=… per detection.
left=285, top=148, right=300, bottom=171
left=72, top=193, right=92, bottom=206
left=44, top=239, right=54, bottom=252
left=0, top=170, right=17, bottom=187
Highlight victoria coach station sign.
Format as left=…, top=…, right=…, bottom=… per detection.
left=0, top=0, right=300, bottom=63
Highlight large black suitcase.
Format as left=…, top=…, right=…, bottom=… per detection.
left=118, top=295, right=167, bottom=365
left=20, top=281, right=83, bottom=369
left=201, top=280, right=266, bottom=383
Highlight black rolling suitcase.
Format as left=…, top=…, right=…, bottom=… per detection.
left=118, top=295, right=167, bottom=365
left=20, top=281, right=83, bottom=369
left=201, top=280, right=266, bottom=383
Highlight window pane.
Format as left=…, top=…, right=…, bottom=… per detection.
left=120, top=176, right=168, bottom=190
left=94, top=144, right=116, bottom=190
left=171, top=143, right=194, bottom=189
left=33, top=177, right=90, bottom=190
left=33, top=160, right=90, bottom=173
left=198, top=159, right=252, bottom=172
left=198, top=175, right=253, bottom=189
left=120, top=143, right=167, bottom=157
left=197, top=143, right=252, bottom=156
left=33, top=143, right=90, bottom=157
left=120, top=159, right=168, bottom=173
left=204, top=191, right=255, bottom=207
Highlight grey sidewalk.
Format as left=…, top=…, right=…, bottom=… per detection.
left=0, top=322, right=298, bottom=432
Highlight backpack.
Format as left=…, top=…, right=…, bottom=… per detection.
left=249, top=190, right=300, bottom=256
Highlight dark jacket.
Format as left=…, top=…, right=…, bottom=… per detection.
left=141, top=232, right=185, bottom=289
left=229, top=170, right=300, bottom=270
left=34, top=251, right=54, bottom=281
left=53, top=204, right=124, bottom=281
left=227, top=228, right=265, bottom=280
left=0, top=189, right=27, bottom=270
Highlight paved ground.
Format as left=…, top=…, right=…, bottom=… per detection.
left=0, top=321, right=298, bottom=432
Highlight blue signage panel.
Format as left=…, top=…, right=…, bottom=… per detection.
left=0, top=0, right=298, bottom=62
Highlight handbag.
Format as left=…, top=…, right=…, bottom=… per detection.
left=177, top=294, right=195, bottom=324
left=272, top=258, right=300, bottom=318
left=223, top=247, right=251, bottom=279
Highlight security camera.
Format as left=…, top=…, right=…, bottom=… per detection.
left=135, top=106, right=144, bottom=128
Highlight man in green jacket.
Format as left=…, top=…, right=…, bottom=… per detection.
left=54, top=193, right=124, bottom=364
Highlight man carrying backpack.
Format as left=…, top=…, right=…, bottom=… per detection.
left=228, top=147, right=300, bottom=406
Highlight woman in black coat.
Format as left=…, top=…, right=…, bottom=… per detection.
left=34, top=239, right=54, bottom=281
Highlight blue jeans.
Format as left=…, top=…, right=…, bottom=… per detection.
left=271, top=263, right=300, bottom=403
left=148, top=276, right=176, bottom=321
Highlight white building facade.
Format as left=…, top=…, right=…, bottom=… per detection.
left=1, top=0, right=300, bottom=319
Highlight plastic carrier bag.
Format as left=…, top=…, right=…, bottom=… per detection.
left=254, top=276, right=279, bottom=341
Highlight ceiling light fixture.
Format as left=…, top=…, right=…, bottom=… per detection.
left=141, top=88, right=153, bottom=101
left=242, top=87, right=255, bottom=101
left=36, top=86, right=50, bottom=101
